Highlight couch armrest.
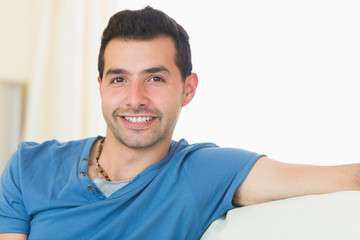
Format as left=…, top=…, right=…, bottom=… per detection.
left=201, top=191, right=360, bottom=240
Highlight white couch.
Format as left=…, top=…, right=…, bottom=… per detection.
left=201, top=191, right=360, bottom=240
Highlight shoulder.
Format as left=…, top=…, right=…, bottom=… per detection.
left=18, top=137, right=97, bottom=152
left=16, top=137, right=98, bottom=159
left=170, top=139, right=218, bottom=155
left=173, top=139, right=261, bottom=162
left=171, top=139, right=263, bottom=169
left=6, top=137, right=99, bottom=173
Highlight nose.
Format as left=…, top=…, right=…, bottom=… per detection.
left=125, top=82, right=149, bottom=109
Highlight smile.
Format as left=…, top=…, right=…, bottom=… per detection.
left=123, top=116, right=154, bottom=123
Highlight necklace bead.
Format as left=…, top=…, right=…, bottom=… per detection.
left=96, top=137, right=111, bottom=181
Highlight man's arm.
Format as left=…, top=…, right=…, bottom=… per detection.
left=0, top=234, right=27, bottom=240
left=233, top=156, right=360, bottom=206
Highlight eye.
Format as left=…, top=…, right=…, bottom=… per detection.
left=149, top=76, right=164, bottom=82
left=111, top=77, right=125, bottom=84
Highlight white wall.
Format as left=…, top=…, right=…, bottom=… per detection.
left=171, top=1, right=360, bottom=165
left=1, top=0, right=359, bottom=170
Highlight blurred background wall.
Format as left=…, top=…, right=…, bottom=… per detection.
left=1, top=0, right=359, bottom=174
left=1, top=0, right=34, bottom=172
left=0, top=0, right=113, bottom=172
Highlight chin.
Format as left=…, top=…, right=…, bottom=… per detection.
left=116, top=135, right=166, bottom=149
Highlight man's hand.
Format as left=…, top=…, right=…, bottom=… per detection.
left=233, top=157, right=360, bottom=206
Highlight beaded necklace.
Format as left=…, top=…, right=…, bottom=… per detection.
left=95, top=137, right=111, bottom=181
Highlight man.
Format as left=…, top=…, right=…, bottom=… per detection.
left=0, top=6, right=359, bottom=240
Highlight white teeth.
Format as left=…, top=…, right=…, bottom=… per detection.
left=124, top=116, right=154, bottom=123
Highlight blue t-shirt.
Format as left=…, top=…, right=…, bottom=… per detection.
left=0, top=137, right=262, bottom=239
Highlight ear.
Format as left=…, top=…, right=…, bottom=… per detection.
left=182, top=73, right=199, bottom=107
left=98, top=76, right=102, bottom=94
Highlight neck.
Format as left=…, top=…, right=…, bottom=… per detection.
left=90, top=131, right=172, bottom=181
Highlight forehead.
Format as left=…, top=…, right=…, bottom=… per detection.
left=103, top=36, right=178, bottom=74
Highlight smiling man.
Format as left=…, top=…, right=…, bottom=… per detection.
left=0, top=6, right=359, bottom=240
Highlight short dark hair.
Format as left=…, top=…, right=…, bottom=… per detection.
left=98, top=6, right=192, bottom=81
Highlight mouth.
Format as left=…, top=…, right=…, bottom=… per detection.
left=122, top=116, right=156, bottom=123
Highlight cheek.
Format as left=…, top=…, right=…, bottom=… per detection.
left=156, top=92, right=183, bottom=114
left=101, top=91, right=122, bottom=110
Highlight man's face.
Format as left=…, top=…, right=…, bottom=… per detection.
left=99, top=36, right=197, bottom=149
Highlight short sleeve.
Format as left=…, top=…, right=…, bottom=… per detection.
left=0, top=148, right=30, bottom=234
left=183, top=147, right=263, bottom=223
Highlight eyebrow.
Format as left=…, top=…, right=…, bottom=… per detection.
left=142, top=66, right=170, bottom=75
left=105, top=66, right=170, bottom=78
left=105, top=68, right=129, bottom=77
